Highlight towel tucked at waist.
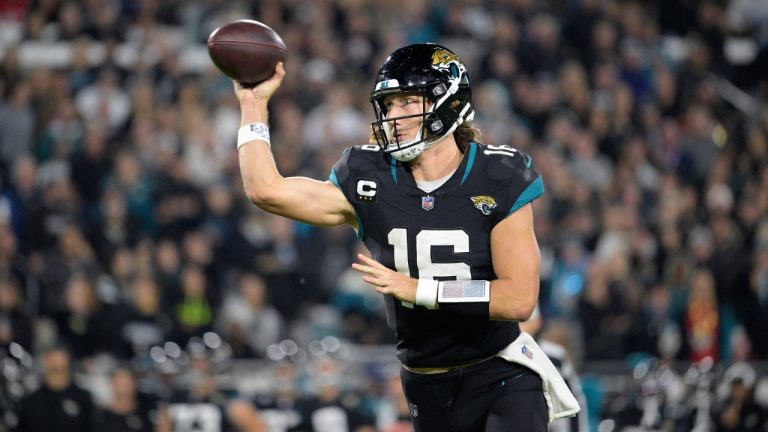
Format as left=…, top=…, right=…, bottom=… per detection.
left=496, top=331, right=581, bottom=422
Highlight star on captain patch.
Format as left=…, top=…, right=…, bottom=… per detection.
left=471, top=195, right=497, bottom=215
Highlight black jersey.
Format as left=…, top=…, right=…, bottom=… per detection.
left=330, top=142, right=544, bottom=367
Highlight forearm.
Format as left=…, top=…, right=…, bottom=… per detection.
left=237, top=101, right=355, bottom=226
left=412, top=277, right=537, bottom=321
left=240, top=99, right=269, bottom=125
left=238, top=101, right=283, bottom=204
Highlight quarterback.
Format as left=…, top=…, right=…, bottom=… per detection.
left=234, top=43, right=579, bottom=431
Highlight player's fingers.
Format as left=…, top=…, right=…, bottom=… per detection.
left=356, top=253, right=374, bottom=264
left=352, top=261, right=390, bottom=275
left=266, top=61, right=286, bottom=84
left=362, top=275, right=384, bottom=287
left=351, top=262, right=377, bottom=276
left=357, top=253, right=387, bottom=270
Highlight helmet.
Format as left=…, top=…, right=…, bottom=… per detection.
left=370, top=43, right=474, bottom=162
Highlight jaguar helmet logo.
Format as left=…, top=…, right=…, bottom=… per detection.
left=471, top=196, right=497, bottom=216
left=431, top=49, right=465, bottom=79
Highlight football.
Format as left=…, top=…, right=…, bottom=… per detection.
left=207, top=20, right=287, bottom=87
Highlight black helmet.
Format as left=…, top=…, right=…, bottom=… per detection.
left=370, top=43, right=474, bottom=161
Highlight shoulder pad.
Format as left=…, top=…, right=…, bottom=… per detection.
left=473, top=144, right=544, bottom=215
left=330, top=145, right=387, bottom=186
left=482, top=144, right=537, bottom=184
left=347, top=144, right=387, bottom=172
left=330, top=147, right=353, bottom=185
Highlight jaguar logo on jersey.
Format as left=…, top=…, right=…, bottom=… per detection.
left=431, top=49, right=465, bottom=80
left=421, top=195, right=435, bottom=211
left=521, top=345, right=534, bottom=359
left=355, top=179, right=377, bottom=202
left=471, top=196, right=497, bottom=215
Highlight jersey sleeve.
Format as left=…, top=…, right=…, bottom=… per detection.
left=329, top=147, right=353, bottom=194
left=329, top=146, right=369, bottom=240
left=487, top=149, right=545, bottom=226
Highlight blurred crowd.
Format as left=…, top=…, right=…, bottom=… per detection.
left=1, top=0, right=768, bottom=430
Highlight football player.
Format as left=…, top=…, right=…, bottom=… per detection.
left=234, top=43, right=579, bottom=432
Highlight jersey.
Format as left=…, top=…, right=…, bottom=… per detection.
left=330, top=142, right=544, bottom=367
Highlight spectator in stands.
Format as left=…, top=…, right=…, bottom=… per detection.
left=681, top=268, right=720, bottom=362
left=86, top=186, right=141, bottom=265
left=74, top=66, right=130, bottom=134
left=0, top=220, right=26, bottom=288
left=217, top=272, right=284, bottom=358
left=170, top=264, right=215, bottom=344
left=0, top=275, right=32, bottom=352
left=0, top=80, right=34, bottom=171
left=578, top=260, right=630, bottom=361
left=54, top=272, right=108, bottom=359
left=296, top=357, right=376, bottom=432
left=94, top=367, right=164, bottom=432
left=119, top=275, right=171, bottom=359
left=376, top=369, right=414, bottom=432
left=17, top=346, right=95, bottom=432
left=166, top=354, right=235, bottom=432
left=37, top=97, right=83, bottom=163
left=713, top=377, right=768, bottom=432
left=253, top=360, right=303, bottom=431
left=69, top=126, right=109, bottom=207
left=750, top=229, right=768, bottom=358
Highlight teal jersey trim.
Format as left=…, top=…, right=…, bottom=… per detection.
left=354, top=213, right=364, bottom=240
left=329, top=169, right=340, bottom=187
left=460, top=141, right=477, bottom=186
left=509, top=176, right=545, bottom=214
left=329, top=169, right=364, bottom=239
left=389, top=157, right=398, bottom=184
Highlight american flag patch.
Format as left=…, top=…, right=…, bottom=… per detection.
left=437, top=280, right=490, bottom=303
left=521, top=345, right=533, bottom=359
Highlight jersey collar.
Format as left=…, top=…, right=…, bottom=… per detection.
left=389, top=142, right=477, bottom=195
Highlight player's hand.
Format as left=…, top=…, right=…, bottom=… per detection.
left=233, top=61, right=286, bottom=105
left=352, top=253, right=417, bottom=303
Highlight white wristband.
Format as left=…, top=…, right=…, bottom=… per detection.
left=415, top=279, right=439, bottom=309
left=237, top=123, right=270, bottom=149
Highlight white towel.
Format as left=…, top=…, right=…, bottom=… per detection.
left=496, top=332, right=581, bottom=422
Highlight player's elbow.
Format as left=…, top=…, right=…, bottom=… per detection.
left=516, top=301, right=537, bottom=322
left=244, top=186, right=272, bottom=207
left=516, top=281, right=540, bottom=320
left=491, top=279, right=539, bottom=321
left=243, top=177, right=281, bottom=208
left=497, top=300, right=536, bottom=321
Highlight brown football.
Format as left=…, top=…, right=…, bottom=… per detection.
left=207, top=20, right=287, bottom=87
